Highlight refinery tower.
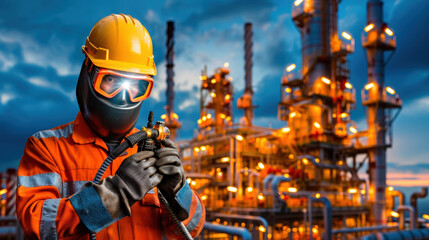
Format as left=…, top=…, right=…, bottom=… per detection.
left=161, top=0, right=429, bottom=239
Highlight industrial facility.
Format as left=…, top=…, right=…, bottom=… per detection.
left=163, top=0, right=429, bottom=239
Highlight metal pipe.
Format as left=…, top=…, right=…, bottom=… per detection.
left=391, top=190, right=405, bottom=227
left=297, top=155, right=348, bottom=170
left=263, top=174, right=276, bottom=191
left=395, top=205, right=416, bottom=230
left=203, top=222, right=252, bottom=240
left=411, top=187, right=428, bottom=226
left=311, top=196, right=332, bottom=240
left=212, top=213, right=268, bottom=240
left=242, top=22, right=254, bottom=126
left=333, top=224, right=398, bottom=234
left=271, top=176, right=290, bottom=209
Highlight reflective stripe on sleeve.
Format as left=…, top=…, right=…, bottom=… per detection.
left=40, top=198, right=61, bottom=240
left=18, top=173, right=63, bottom=196
left=33, top=124, right=73, bottom=140
left=62, top=181, right=89, bottom=198
left=186, top=196, right=203, bottom=232
left=174, top=182, right=193, bottom=214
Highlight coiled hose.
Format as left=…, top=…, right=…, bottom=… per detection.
left=89, top=129, right=193, bottom=240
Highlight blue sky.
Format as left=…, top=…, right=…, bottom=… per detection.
left=0, top=0, right=428, bottom=187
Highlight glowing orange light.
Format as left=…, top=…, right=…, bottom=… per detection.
left=221, top=157, right=230, bottom=163
left=286, top=64, right=296, bottom=72
left=285, top=87, right=292, bottom=93
left=161, top=114, right=167, bottom=119
left=227, top=186, right=237, bottom=193
left=200, top=146, right=207, bottom=151
left=385, top=28, right=394, bottom=36
left=349, top=126, right=357, bottom=134
left=0, top=189, right=7, bottom=195
left=365, top=82, right=375, bottom=90
left=258, top=162, right=265, bottom=169
left=290, top=112, right=297, bottom=118
left=288, top=187, right=298, bottom=193
left=315, top=158, right=320, bottom=163
left=391, top=211, right=399, bottom=218
left=365, top=23, right=374, bottom=32
left=340, top=113, right=348, bottom=118
left=220, top=113, right=226, bottom=119
left=201, top=195, right=208, bottom=201
left=302, top=158, right=309, bottom=165
left=202, top=116, right=207, bottom=121
left=258, top=226, right=266, bottom=232
left=194, top=147, right=200, bottom=153
left=294, top=0, right=303, bottom=6
left=211, top=92, right=216, bottom=97
left=345, top=82, right=353, bottom=89
left=423, top=214, right=429, bottom=220
left=348, top=188, right=358, bottom=194
left=236, top=135, right=244, bottom=141
left=225, top=94, right=231, bottom=101
left=257, top=193, right=265, bottom=200
left=247, top=187, right=253, bottom=192
left=321, top=77, right=331, bottom=84
left=172, top=113, right=179, bottom=119
left=315, top=193, right=321, bottom=198
left=313, top=122, right=321, bottom=129
left=282, top=127, right=291, bottom=133
left=289, top=154, right=294, bottom=159
left=342, top=32, right=352, bottom=40
left=388, top=186, right=394, bottom=192
left=207, top=113, right=212, bottom=119
left=386, top=87, right=396, bottom=95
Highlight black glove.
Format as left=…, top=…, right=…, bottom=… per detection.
left=70, top=151, right=163, bottom=232
left=155, top=139, right=185, bottom=196
left=155, top=139, right=189, bottom=220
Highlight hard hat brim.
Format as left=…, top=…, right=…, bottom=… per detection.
left=82, top=46, right=157, bottom=76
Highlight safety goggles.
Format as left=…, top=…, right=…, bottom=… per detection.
left=92, top=68, right=154, bottom=102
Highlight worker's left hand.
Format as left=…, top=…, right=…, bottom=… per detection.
left=155, top=139, right=185, bottom=198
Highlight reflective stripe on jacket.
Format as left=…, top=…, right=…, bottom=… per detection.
left=17, top=112, right=205, bottom=239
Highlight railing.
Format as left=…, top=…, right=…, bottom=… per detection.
left=362, top=29, right=397, bottom=49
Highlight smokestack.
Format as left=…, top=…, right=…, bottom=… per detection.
left=237, top=22, right=254, bottom=126
left=166, top=21, right=175, bottom=119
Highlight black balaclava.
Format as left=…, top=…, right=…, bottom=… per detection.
left=76, top=60, right=143, bottom=143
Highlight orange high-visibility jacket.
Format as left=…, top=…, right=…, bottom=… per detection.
left=17, top=112, right=205, bottom=239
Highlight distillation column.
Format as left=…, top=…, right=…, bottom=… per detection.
left=365, top=0, right=387, bottom=225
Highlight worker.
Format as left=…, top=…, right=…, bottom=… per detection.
left=16, top=14, right=205, bottom=239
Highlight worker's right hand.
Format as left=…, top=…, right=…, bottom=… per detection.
left=69, top=151, right=163, bottom=233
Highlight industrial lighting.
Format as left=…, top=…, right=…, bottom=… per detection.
left=345, top=82, right=353, bottom=89
left=247, top=187, right=253, bottom=192
left=348, top=188, right=358, bottom=194
left=186, top=178, right=192, bottom=184
left=194, top=147, right=200, bottom=153
left=315, top=158, right=320, bottom=163
left=313, top=122, right=321, bottom=129
left=315, top=193, right=321, bottom=198
left=201, top=195, right=208, bottom=201
left=221, top=157, right=230, bottom=163
left=391, top=211, right=400, bottom=218
left=207, top=114, right=212, bottom=119
left=286, top=64, right=296, bottom=72
left=197, top=119, right=202, bottom=124
left=258, top=226, right=266, bottom=233
left=289, top=154, right=295, bottom=159
left=365, top=23, right=374, bottom=32
left=241, top=222, right=246, bottom=227
left=338, top=160, right=343, bottom=166
left=220, top=113, right=226, bottom=119
left=200, top=146, right=207, bottom=151
left=217, top=172, right=223, bottom=177
left=386, top=87, right=396, bottom=95
left=321, top=77, right=331, bottom=84
left=211, top=79, right=216, bottom=84
left=289, top=112, right=297, bottom=118
left=172, top=113, right=179, bottom=119
left=385, top=28, right=394, bottom=36
left=0, top=189, right=7, bottom=195
left=211, top=92, right=216, bottom=97
left=225, top=94, right=231, bottom=101
left=302, top=158, right=309, bottom=165
left=224, top=62, right=229, bottom=68
left=223, top=221, right=228, bottom=226
left=388, top=186, right=394, bottom=191
left=349, top=126, right=357, bottom=134
left=257, top=193, right=265, bottom=200
left=294, top=0, right=303, bottom=6
left=161, top=114, right=167, bottom=120
left=191, top=181, right=196, bottom=186
left=365, top=82, right=375, bottom=90
left=285, top=87, right=292, bottom=93
left=227, top=186, right=238, bottom=193
left=361, top=189, right=366, bottom=195
left=423, top=214, right=429, bottom=220
left=258, top=162, right=265, bottom=169
left=236, top=135, right=244, bottom=141
left=341, top=32, right=352, bottom=40
left=202, top=116, right=207, bottom=121
left=282, top=127, right=291, bottom=133
left=226, top=116, right=231, bottom=121
left=312, top=227, right=319, bottom=234
left=284, top=173, right=290, bottom=178
left=340, top=113, right=348, bottom=118
left=288, top=187, right=298, bottom=193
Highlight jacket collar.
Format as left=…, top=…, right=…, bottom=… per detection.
left=71, top=112, right=140, bottom=150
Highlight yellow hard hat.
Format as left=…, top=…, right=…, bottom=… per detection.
left=82, top=14, right=156, bottom=75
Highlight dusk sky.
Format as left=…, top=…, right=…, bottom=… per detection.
left=0, top=0, right=428, bottom=193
